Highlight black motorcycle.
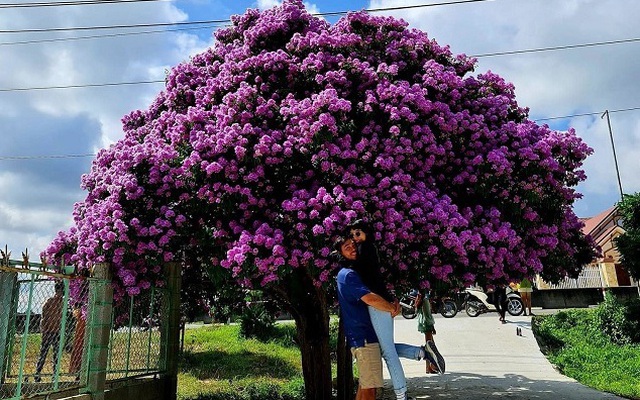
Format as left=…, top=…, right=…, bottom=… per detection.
left=398, top=289, right=458, bottom=319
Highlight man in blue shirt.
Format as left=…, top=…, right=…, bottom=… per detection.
left=336, top=237, right=400, bottom=400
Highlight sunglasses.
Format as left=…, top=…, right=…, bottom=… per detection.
left=351, top=230, right=363, bottom=238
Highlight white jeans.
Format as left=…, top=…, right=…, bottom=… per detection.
left=368, top=306, right=423, bottom=394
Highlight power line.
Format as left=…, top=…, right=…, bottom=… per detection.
left=0, top=0, right=164, bottom=9
left=0, top=19, right=226, bottom=35
left=0, top=153, right=95, bottom=160
left=471, top=37, right=640, bottom=58
left=319, top=0, right=494, bottom=17
left=0, top=0, right=493, bottom=35
left=3, top=30, right=640, bottom=91
left=0, top=80, right=163, bottom=92
left=0, top=0, right=637, bottom=92
left=535, top=107, right=640, bottom=122
left=0, top=1, right=635, bottom=64
left=3, top=107, right=640, bottom=162
left=534, top=111, right=600, bottom=122
left=0, top=25, right=218, bottom=47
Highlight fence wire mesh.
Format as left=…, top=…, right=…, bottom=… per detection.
left=0, top=271, right=90, bottom=399
left=1, top=261, right=170, bottom=400
left=105, top=286, right=168, bottom=380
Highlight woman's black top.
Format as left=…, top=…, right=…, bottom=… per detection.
left=354, top=241, right=395, bottom=303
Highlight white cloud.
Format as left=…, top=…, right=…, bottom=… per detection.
left=368, top=0, right=640, bottom=216
left=256, top=0, right=320, bottom=14
left=257, top=0, right=282, bottom=9
left=0, top=0, right=211, bottom=253
left=3, top=0, right=638, bottom=259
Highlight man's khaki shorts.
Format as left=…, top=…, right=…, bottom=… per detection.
left=351, top=342, right=383, bottom=389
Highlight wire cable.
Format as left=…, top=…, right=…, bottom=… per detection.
left=0, top=25, right=219, bottom=47
left=0, top=0, right=636, bottom=63
left=471, top=37, right=640, bottom=58
left=0, top=19, right=225, bottom=34
left=3, top=107, right=640, bottom=162
left=0, top=80, right=163, bottom=92
left=0, top=0, right=494, bottom=34
left=0, top=0, right=165, bottom=9
left=318, top=0, right=494, bottom=17
left=0, top=153, right=95, bottom=160
left=535, top=107, right=640, bottom=122
left=0, top=0, right=637, bottom=93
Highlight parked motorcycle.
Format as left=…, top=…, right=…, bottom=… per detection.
left=464, top=286, right=524, bottom=317
left=398, top=289, right=458, bottom=319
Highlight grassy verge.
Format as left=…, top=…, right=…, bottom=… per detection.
left=532, top=308, right=640, bottom=400
left=178, top=323, right=306, bottom=400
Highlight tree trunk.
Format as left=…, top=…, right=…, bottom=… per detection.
left=270, top=269, right=333, bottom=400
left=295, top=300, right=332, bottom=400
left=336, top=316, right=354, bottom=400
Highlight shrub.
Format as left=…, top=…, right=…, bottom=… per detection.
left=239, top=303, right=277, bottom=341
left=532, top=314, right=566, bottom=353
left=593, top=291, right=632, bottom=345
left=266, top=323, right=299, bottom=348
left=624, top=297, right=640, bottom=343
left=329, top=317, right=339, bottom=351
left=531, top=306, right=640, bottom=400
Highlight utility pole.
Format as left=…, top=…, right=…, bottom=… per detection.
left=601, top=110, right=624, bottom=201
left=601, top=111, right=639, bottom=296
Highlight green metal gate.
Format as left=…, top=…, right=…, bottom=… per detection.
left=0, top=258, right=171, bottom=400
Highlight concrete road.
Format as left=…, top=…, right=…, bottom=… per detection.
left=385, top=309, right=625, bottom=399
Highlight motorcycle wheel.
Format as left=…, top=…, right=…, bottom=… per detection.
left=440, top=299, right=458, bottom=318
left=507, top=298, right=524, bottom=316
left=401, top=306, right=418, bottom=319
left=465, top=300, right=481, bottom=317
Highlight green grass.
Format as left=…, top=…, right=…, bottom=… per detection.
left=533, top=309, right=640, bottom=400
left=178, top=323, right=306, bottom=400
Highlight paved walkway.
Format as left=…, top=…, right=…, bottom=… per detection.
left=386, top=310, right=625, bottom=399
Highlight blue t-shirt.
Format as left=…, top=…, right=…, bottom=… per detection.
left=337, top=266, right=378, bottom=348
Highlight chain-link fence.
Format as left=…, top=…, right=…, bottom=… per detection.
left=106, top=286, right=168, bottom=380
left=1, top=260, right=172, bottom=400
left=0, top=270, right=90, bottom=399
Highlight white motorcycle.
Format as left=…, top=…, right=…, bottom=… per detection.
left=464, top=286, right=524, bottom=317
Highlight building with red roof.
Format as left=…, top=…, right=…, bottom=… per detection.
left=537, top=206, right=636, bottom=291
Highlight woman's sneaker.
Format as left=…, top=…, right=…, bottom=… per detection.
left=424, top=340, right=445, bottom=373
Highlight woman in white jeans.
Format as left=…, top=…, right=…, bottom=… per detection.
left=349, top=221, right=439, bottom=400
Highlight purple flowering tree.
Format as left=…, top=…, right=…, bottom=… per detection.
left=46, top=1, right=596, bottom=397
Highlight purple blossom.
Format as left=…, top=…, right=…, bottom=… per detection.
left=45, top=0, right=595, bottom=301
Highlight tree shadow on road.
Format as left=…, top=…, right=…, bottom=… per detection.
left=378, top=372, right=622, bottom=400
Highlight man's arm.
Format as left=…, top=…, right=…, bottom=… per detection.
left=361, top=293, right=400, bottom=317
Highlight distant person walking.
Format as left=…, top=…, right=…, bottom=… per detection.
left=519, top=278, right=534, bottom=316
left=69, top=304, right=86, bottom=379
left=493, top=284, right=508, bottom=324
left=35, top=281, right=64, bottom=382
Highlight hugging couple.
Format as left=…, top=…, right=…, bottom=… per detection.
left=336, top=220, right=445, bottom=400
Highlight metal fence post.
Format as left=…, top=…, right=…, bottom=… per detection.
left=83, top=263, right=113, bottom=400
left=0, top=271, right=17, bottom=385
left=160, top=261, right=181, bottom=400
left=16, top=275, right=37, bottom=397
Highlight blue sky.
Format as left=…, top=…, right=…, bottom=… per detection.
left=1, top=0, right=640, bottom=255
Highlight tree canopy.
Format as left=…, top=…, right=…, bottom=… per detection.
left=46, top=0, right=595, bottom=299
left=614, top=193, right=640, bottom=280
left=44, top=2, right=598, bottom=397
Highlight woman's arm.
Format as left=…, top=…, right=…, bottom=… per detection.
left=361, top=292, right=400, bottom=317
